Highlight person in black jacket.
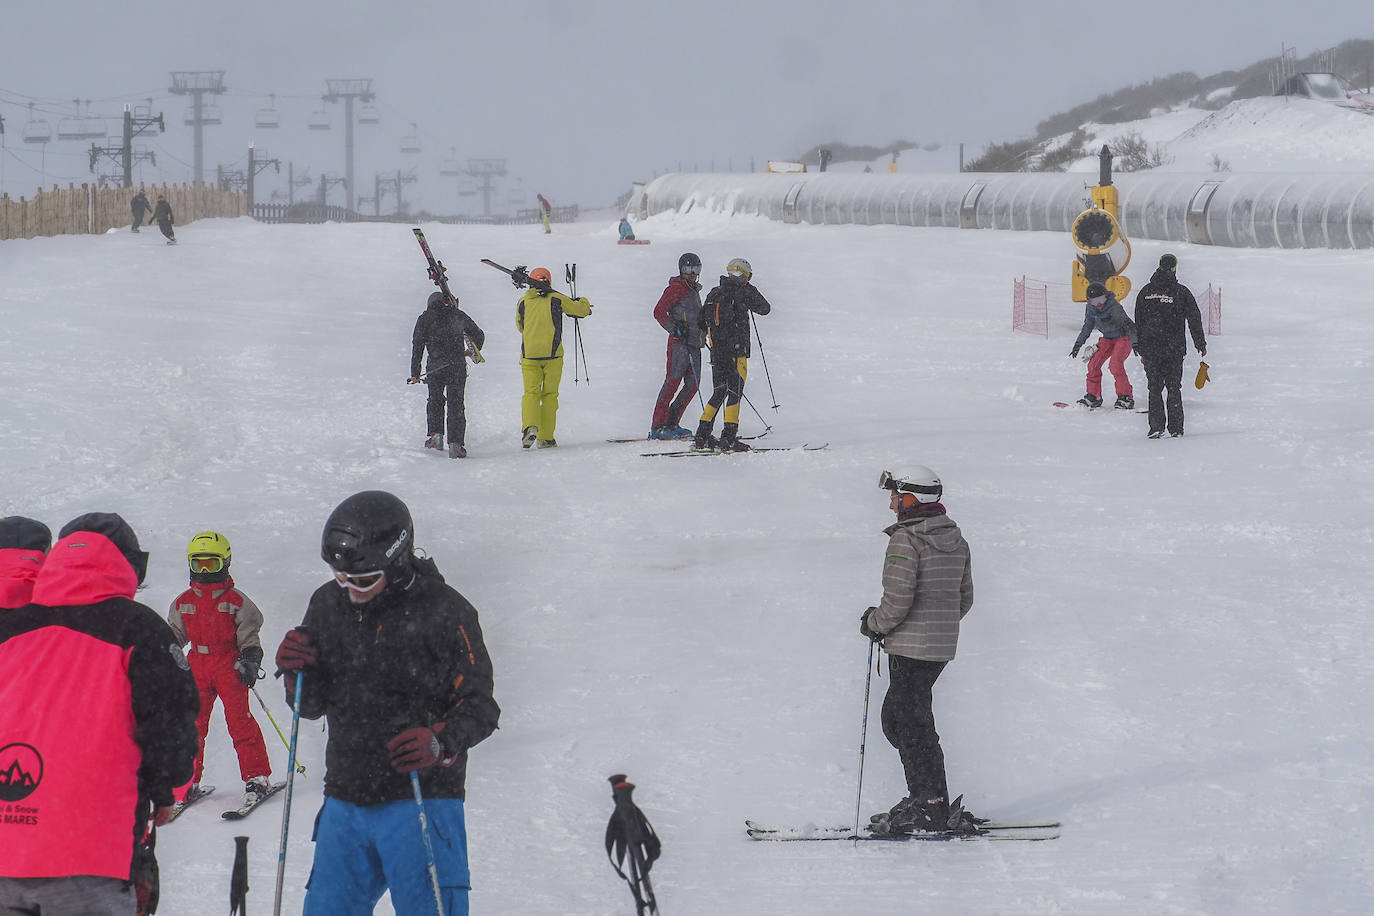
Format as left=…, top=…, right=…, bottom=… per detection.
left=692, top=258, right=772, bottom=452
left=275, top=491, right=499, bottom=916
left=130, top=189, right=152, bottom=232
left=151, top=194, right=175, bottom=244
left=409, top=291, right=486, bottom=458
left=1134, top=253, right=1207, bottom=438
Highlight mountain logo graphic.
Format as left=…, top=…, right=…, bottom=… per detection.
left=0, top=743, right=44, bottom=802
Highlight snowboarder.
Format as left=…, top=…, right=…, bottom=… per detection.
left=515, top=267, right=593, bottom=448
left=0, top=515, right=50, bottom=608
left=618, top=216, right=636, bottom=241
left=1070, top=280, right=1137, bottom=409
left=409, top=291, right=486, bottom=459
left=692, top=258, right=771, bottom=452
left=0, top=513, right=198, bottom=915
left=166, top=531, right=273, bottom=813
left=860, top=468, right=976, bottom=836
left=274, top=490, right=500, bottom=916
left=537, top=193, right=552, bottom=234
left=151, top=193, right=176, bottom=244
left=649, top=253, right=705, bottom=439
left=1134, top=253, right=1208, bottom=438
left=131, top=188, right=152, bottom=233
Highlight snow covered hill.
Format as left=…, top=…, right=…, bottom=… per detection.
left=1, top=209, right=1372, bottom=914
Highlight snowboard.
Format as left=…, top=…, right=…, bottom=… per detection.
left=221, top=781, right=288, bottom=820
left=616, top=239, right=651, bottom=245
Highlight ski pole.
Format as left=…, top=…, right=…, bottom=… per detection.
left=750, top=313, right=780, bottom=410
left=686, top=346, right=706, bottom=412
left=410, top=772, right=447, bottom=916
left=252, top=685, right=306, bottom=775
left=739, top=390, right=773, bottom=434
left=273, top=670, right=304, bottom=916
left=852, top=640, right=876, bottom=841
left=566, top=262, right=591, bottom=385
left=231, top=835, right=250, bottom=916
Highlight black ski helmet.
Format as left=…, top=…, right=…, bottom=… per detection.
left=1085, top=281, right=1109, bottom=301
left=678, top=252, right=702, bottom=275
left=320, top=490, right=414, bottom=575
left=427, top=291, right=455, bottom=308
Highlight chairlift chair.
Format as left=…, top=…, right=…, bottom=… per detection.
left=255, top=95, right=280, bottom=129
left=401, top=123, right=420, bottom=154
left=357, top=104, right=380, bottom=125
left=23, top=104, right=51, bottom=144
left=308, top=108, right=332, bottom=131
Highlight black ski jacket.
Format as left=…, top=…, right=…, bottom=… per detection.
left=1134, top=268, right=1206, bottom=362
left=151, top=199, right=174, bottom=225
left=700, top=275, right=771, bottom=359
left=290, top=557, right=499, bottom=805
left=411, top=299, right=486, bottom=380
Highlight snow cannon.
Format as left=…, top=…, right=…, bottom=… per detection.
left=1071, top=145, right=1133, bottom=303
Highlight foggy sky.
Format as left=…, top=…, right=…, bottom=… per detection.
left=0, top=1, right=1363, bottom=213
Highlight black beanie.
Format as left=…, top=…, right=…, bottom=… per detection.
left=0, top=516, right=52, bottom=553
left=59, top=512, right=149, bottom=584
left=1159, top=253, right=1178, bottom=271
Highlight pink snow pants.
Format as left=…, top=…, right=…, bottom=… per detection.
left=1086, top=337, right=1134, bottom=398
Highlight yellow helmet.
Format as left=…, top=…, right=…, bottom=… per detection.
left=187, top=530, right=232, bottom=575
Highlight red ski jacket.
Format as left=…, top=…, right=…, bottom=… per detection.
left=0, top=547, right=44, bottom=608
left=0, top=533, right=199, bottom=881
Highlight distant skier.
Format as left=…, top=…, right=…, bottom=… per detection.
left=166, top=531, right=273, bottom=814
left=0, top=515, right=50, bottom=608
left=537, top=193, right=552, bottom=234
left=131, top=188, right=152, bottom=232
left=1134, top=253, right=1207, bottom=438
left=618, top=216, right=636, bottom=241
left=861, top=467, right=979, bottom=836
left=649, top=252, right=704, bottom=439
left=516, top=267, right=593, bottom=448
left=692, top=258, right=771, bottom=452
left=1070, top=281, right=1137, bottom=409
left=409, top=291, right=486, bottom=459
left=151, top=193, right=176, bottom=244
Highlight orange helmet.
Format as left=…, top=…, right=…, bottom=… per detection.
left=529, top=267, right=552, bottom=284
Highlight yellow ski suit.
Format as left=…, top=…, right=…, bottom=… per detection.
left=516, top=288, right=592, bottom=440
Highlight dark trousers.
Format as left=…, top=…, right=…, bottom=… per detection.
left=156, top=218, right=175, bottom=241
left=131, top=210, right=146, bottom=231
left=651, top=339, right=701, bottom=428
left=427, top=373, right=468, bottom=445
left=701, top=354, right=747, bottom=426
left=1144, top=355, right=1186, bottom=434
left=880, top=655, right=949, bottom=801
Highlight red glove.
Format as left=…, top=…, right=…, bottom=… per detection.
left=387, top=723, right=453, bottom=774
left=275, top=628, right=317, bottom=673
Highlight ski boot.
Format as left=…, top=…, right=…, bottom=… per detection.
left=522, top=426, right=538, bottom=449
left=944, top=794, right=988, bottom=835
left=1077, top=393, right=1103, bottom=409
left=1114, top=394, right=1135, bottom=410
left=243, top=776, right=270, bottom=809
left=869, top=796, right=948, bottom=836
left=717, top=422, right=751, bottom=452
left=667, top=425, right=694, bottom=439
left=425, top=433, right=444, bottom=450
left=648, top=426, right=675, bottom=440
left=1147, top=429, right=1165, bottom=439
left=449, top=443, right=467, bottom=459
left=535, top=438, right=558, bottom=449
left=692, top=420, right=716, bottom=451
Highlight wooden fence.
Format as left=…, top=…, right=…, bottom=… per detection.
left=0, top=183, right=246, bottom=241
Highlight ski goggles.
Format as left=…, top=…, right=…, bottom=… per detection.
left=1088, top=294, right=1108, bottom=306
left=878, top=470, right=940, bottom=498
left=189, top=555, right=226, bottom=574
left=333, top=568, right=385, bottom=592
left=680, top=264, right=701, bottom=276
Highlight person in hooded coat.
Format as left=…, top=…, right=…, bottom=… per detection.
left=1134, top=253, right=1208, bottom=438
left=0, top=516, right=51, bottom=609
left=409, top=291, right=486, bottom=458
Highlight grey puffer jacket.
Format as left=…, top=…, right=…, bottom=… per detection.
left=870, top=510, right=973, bottom=662
left=1073, top=292, right=1137, bottom=351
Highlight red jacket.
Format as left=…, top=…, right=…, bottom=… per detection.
left=0, top=533, right=199, bottom=880
left=167, top=576, right=264, bottom=658
left=0, top=548, right=44, bottom=608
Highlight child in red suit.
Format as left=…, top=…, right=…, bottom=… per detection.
left=167, top=531, right=273, bottom=810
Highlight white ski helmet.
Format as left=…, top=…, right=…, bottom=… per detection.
left=878, top=466, right=943, bottom=503
left=725, top=257, right=753, bottom=279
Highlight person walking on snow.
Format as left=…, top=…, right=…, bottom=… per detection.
left=692, top=258, right=771, bottom=452
left=515, top=267, right=593, bottom=449
left=130, top=188, right=152, bottom=233
left=0, top=513, right=198, bottom=916
left=167, top=531, right=273, bottom=812
left=537, top=193, right=552, bottom=234
left=0, top=516, right=50, bottom=609
left=274, top=490, right=499, bottom=916
left=1070, top=280, right=1137, bottom=409
left=860, top=468, right=978, bottom=836
left=1134, top=253, right=1207, bottom=438
left=151, top=194, right=176, bottom=244
left=409, top=291, right=486, bottom=459
left=649, top=252, right=705, bottom=439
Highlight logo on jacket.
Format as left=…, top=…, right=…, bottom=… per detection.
left=0, top=743, right=43, bottom=802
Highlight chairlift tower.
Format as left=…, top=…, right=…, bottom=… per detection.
left=170, top=70, right=226, bottom=184
left=464, top=158, right=507, bottom=218
left=88, top=105, right=163, bottom=188
left=323, top=78, right=375, bottom=212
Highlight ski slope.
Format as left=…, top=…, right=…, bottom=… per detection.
left=1, top=209, right=1371, bottom=915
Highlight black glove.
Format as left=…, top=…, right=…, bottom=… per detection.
left=1069, top=346, right=1080, bottom=359
left=386, top=723, right=455, bottom=773
left=236, top=646, right=264, bottom=687
left=859, top=607, right=884, bottom=642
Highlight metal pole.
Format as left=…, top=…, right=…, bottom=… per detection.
left=852, top=641, right=876, bottom=839
left=410, top=772, right=447, bottom=916
left=273, top=671, right=305, bottom=916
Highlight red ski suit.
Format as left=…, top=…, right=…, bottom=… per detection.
left=167, top=577, right=270, bottom=784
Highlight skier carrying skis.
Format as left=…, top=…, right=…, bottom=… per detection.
left=1134, top=253, right=1207, bottom=438
left=274, top=490, right=500, bottom=916
left=409, top=290, right=486, bottom=459
left=151, top=193, right=176, bottom=244
left=692, top=258, right=771, bottom=452
left=1070, top=281, right=1137, bottom=409
left=860, top=468, right=978, bottom=836
left=0, top=513, right=199, bottom=915
left=0, top=515, right=50, bottom=608
left=516, top=267, right=593, bottom=448
left=167, top=530, right=273, bottom=813
left=130, top=188, right=152, bottom=233
left=648, top=252, right=705, bottom=439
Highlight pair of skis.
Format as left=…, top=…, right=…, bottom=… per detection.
left=412, top=228, right=485, bottom=364
left=166, top=781, right=287, bottom=822
left=642, top=443, right=828, bottom=458
left=744, top=817, right=1060, bottom=842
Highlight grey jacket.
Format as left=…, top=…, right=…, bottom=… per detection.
left=1073, top=292, right=1137, bottom=350
left=870, top=512, right=973, bottom=662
